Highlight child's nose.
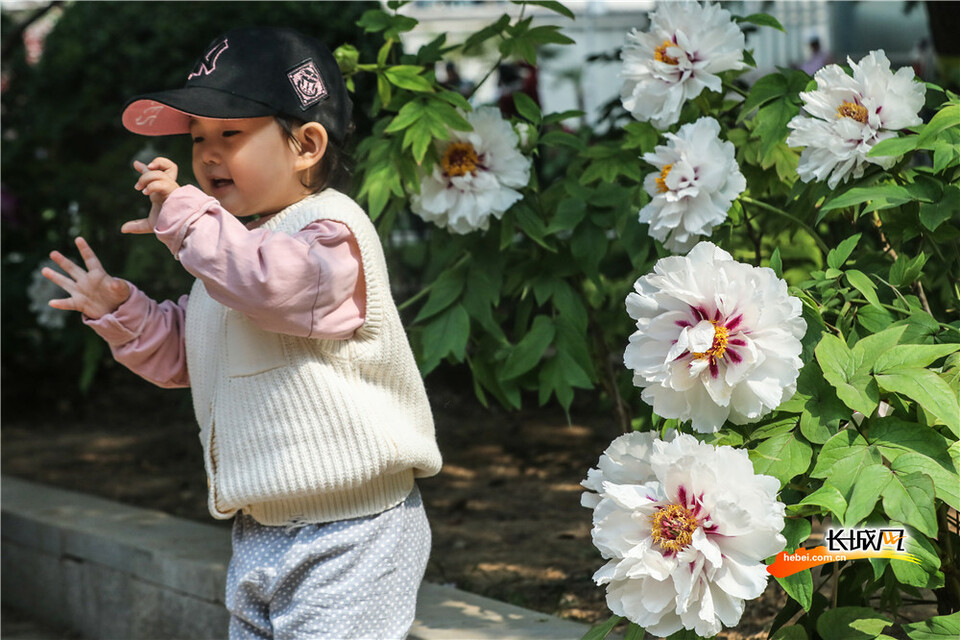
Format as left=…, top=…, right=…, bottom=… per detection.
left=198, top=144, right=220, bottom=165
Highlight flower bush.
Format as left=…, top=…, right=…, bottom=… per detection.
left=342, top=1, right=959, bottom=637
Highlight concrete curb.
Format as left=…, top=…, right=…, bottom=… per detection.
left=1, top=475, right=591, bottom=639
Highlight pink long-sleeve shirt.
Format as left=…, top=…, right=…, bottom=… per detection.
left=85, top=185, right=365, bottom=388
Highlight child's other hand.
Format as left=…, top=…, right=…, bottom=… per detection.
left=43, top=237, right=130, bottom=319
left=123, top=157, right=180, bottom=234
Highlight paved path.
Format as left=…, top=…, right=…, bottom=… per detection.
left=2, top=607, right=82, bottom=639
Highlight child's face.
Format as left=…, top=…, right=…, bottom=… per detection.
left=189, top=116, right=307, bottom=218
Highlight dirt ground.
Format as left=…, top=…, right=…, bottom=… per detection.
left=1, top=365, right=788, bottom=638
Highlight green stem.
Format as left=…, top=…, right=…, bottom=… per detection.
left=397, top=253, right=471, bottom=312
left=464, top=3, right=526, bottom=102
left=723, top=80, right=749, bottom=99
left=740, top=196, right=831, bottom=256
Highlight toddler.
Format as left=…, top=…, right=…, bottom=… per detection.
left=43, top=27, right=442, bottom=640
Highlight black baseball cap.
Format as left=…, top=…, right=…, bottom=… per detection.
left=122, top=27, right=352, bottom=144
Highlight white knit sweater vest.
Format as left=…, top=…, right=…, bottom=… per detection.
left=184, top=189, right=442, bottom=526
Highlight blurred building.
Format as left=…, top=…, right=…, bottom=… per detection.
left=401, top=0, right=934, bottom=126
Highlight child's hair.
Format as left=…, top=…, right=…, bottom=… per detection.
left=276, top=115, right=355, bottom=193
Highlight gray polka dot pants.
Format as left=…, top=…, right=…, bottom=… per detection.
left=226, top=486, right=430, bottom=640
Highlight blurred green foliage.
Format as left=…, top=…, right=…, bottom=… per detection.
left=1, top=1, right=378, bottom=403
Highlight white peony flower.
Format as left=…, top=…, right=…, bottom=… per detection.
left=620, top=1, right=746, bottom=130
left=624, top=242, right=806, bottom=432
left=582, top=431, right=786, bottom=637
left=411, top=106, right=530, bottom=234
left=28, top=259, right=68, bottom=329
left=786, top=50, right=925, bottom=189
left=639, top=117, right=745, bottom=253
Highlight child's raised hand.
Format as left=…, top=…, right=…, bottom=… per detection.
left=123, top=157, right=180, bottom=234
left=43, top=237, right=131, bottom=319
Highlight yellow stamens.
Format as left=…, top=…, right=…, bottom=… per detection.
left=654, top=40, right=679, bottom=66
left=836, top=101, right=868, bottom=124
left=692, top=321, right=729, bottom=361
left=442, top=142, right=479, bottom=178
left=651, top=503, right=700, bottom=553
left=655, top=164, right=674, bottom=193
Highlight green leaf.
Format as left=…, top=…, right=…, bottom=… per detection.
left=816, top=335, right=879, bottom=416
left=513, top=0, right=576, bottom=20
left=827, top=233, right=861, bottom=269
left=772, top=625, right=809, bottom=640
left=421, top=305, right=471, bottom=372
left=570, top=223, right=607, bottom=277
left=875, top=368, right=960, bottom=437
left=881, top=471, right=937, bottom=537
left=542, top=109, right=585, bottom=126
left=891, top=452, right=960, bottom=511
left=500, top=315, right=556, bottom=380
left=748, top=432, right=812, bottom=486
left=874, top=343, right=960, bottom=373
left=513, top=91, right=542, bottom=125
left=918, top=184, right=960, bottom=232
left=851, top=324, right=908, bottom=371
left=739, top=73, right=787, bottom=120
left=539, top=130, right=586, bottom=150
left=846, top=269, right=882, bottom=309
left=736, top=12, right=786, bottom=32
left=546, top=197, right=586, bottom=234
left=781, top=517, right=812, bottom=551
left=869, top=417, right=952, bottom=462
left=811, top=429, right=881, bottom=496
left=776, top=570, right=814, bottom=611
left=414, top=268, right=466, bottom=323
left=385, top=100, right=426, bottom=133
left=463, top=14, right=511, bottom=54
left=820, top=185, right=913, bottom=214
left=842, top=464, right=891, bottom=526
left=756, top=97, right=800, bottom=162
left=901, top=612, right=960, bottom=640
left=791, top=484, right=847, bottom=519
left=817, top=607, right=892, bottom=640
left=917, top=103, right=960, bottom=147
left=891, top=522, right=943, bottom=589
left=581, top=614, right=623, bottom=640
left=770, top=247, right=783, bottom=278
left=866, top=134, right=919, bottom=158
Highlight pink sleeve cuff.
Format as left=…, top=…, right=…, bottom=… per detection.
left=83, top=282, right=150, bottom=346
left=155, top=185, right=218, bottom=257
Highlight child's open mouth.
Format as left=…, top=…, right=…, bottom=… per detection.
left=211, top=178, right=233, bottom=189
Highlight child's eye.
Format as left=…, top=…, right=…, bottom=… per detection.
left=222, top=130, right=241, bottom=138
left=192, top=136, right=204, bottom=144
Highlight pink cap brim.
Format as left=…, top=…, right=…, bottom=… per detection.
left=122, top=100, right=193, bottom=136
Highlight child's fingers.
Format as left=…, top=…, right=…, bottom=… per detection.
left=48, top=249, right=86, bottom=281
left=41, top=265, right=78, bottom=294
left=120, top=218, right=154, bottom=234
left=147, top=156, right=178, bottom=177
left=133, top=160, right=148, bottom=174
left=48, top=296, right=79, bottom=312
left=135, top=170, right=176, bottom=193
left=75, top=237, right=104, bottom=274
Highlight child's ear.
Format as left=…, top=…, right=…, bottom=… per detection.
left=293, top=122, right=328, bottom=172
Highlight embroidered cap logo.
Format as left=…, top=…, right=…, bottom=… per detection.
left=188, top=38, right=229, bottom=80
left=287, top=59, right=327, bottom=110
